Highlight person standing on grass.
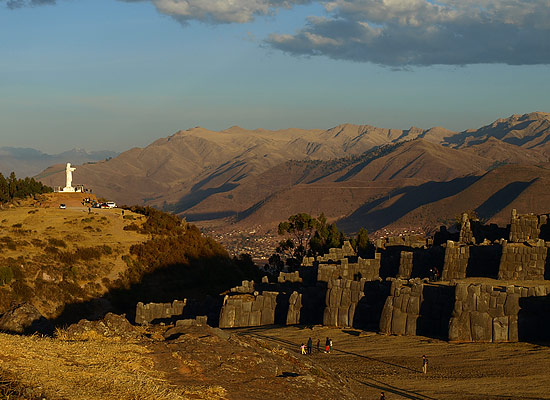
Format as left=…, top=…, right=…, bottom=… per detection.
left=325, top=337, right=330, bottom=353
left=307, top=337, right=312, bottom=355
left=380, top=391, right=385, bottom=400
left=422, top=355, right=428, bottom=374
left=301, top=343, right=306, bottom=355
left=329, top=338, right=333, bottom=352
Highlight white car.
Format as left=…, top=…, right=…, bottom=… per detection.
left=106, top=202, right=117, bottom=208
left=59, top=204, right=66, bottom=209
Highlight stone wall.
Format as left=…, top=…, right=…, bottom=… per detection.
left=135, top=300, right=186, bottom=325
left=379, top=279, right=454, bottom=338
left=278, top=271, right=302, bottom=283
left=286, top=291, right=302, bottom=325
left=509, top=209, right=549, bottom=242
left=442, top=241, right=470, bottom=280
left=397, top=251, right=414, bottom=279
left=323, top=278, right=366, bottom=327
left=379, top=279, right=423, bottom=336
left=218, top=291, right=278, bottom=328
left=316, top=241, right=356, bottom=262
left=459, top=213, right=475, bottom=244
left=449, top=283, right=550, bottom=342
left=498, top=240, right=548, bottom=280
left=317, top=254, right=381, bottom=283
left=230, top=280, right=255, bottom=293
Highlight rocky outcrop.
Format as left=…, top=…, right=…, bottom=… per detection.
left=0, top=303, right=53, bottom=335
left=63, top=313, right=141, bottom=340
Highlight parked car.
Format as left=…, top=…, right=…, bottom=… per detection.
left=59, top=204, right=66, bottom=209
left=106, top=202, right=117, bottom=208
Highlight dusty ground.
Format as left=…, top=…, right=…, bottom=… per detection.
left=1, top=320, right=549, bottom=400
left=236, top=325, right=550, bottom=400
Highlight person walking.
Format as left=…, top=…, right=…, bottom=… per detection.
left=422, top=355, right=428, bottom=374
left=301, top=343, right=306, bottom=355
left=329, top=338, right=333, bottom=352
left=325, top=337, right=330, bottom=353
left=307, top=337, right=313, bottom=355
left=380, top=392, right=386, bottom=400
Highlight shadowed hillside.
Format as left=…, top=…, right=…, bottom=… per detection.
left=36, top=112, right=550, bottom=235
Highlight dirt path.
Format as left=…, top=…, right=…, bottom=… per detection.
left=236, top=325, right=550, bottom=400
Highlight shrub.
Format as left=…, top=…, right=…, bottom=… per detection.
left=11, top=223, right=22, bottom=228
left=48, top=238, right=67, bottom=248
left=0, top=266, right=13, bottom=285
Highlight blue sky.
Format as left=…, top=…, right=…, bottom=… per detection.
left=1, top=0, right=549, bottom=153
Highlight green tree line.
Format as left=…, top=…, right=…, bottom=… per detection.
left=269, top=212, right=372, bottom=270
left=0, top=172, right=52, bottom=203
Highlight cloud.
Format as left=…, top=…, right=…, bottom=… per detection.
left=119, top=0, right=313, bottom=24
left=266, top=0, right=550, bottom=66
left=5, top=0, right=550, bottom=66
left=4, top=0, right=55, bottom=8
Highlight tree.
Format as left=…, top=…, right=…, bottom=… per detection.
left=277, top=213, right=317, bottom=264
left=309, top=213, right=345, bottom=256
left=355, top=228, right=372, bottom=258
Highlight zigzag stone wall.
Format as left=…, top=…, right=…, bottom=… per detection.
left=379, top=280, right=423, bottom=336
left=323, top=278, right=366, bottom=327
left=498, top=240, right=548, bottom=280
left=379, top=279, right=454, bottom=338
left=219, top=291, right=279, bottom=328
left=449, top=283, right=550, bottom=342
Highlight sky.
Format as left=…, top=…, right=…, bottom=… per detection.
left=1, top=0, right=549, bottom=153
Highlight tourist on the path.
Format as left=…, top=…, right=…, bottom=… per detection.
left=307, top=337, right=312, bottom=354
left=422, top=355, right=428, bottom=374
left=301, top=343, right=306, bottom=355
left=329, top=338, right=333, bottom=352
left=325, top=337, right=330, bottom=353
left=316, top=338, right=320, bottom=352
left=380, top=391, right=385, bottom=400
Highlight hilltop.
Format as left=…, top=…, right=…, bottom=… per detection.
left=0, top=194, right=255, bottom=322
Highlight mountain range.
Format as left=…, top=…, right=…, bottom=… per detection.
left=36, top=112, right=550, bottom=235
left=0, top=147, right=118, bottom=178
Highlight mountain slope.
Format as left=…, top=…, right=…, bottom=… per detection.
left=35, top=112, right=550, bottom=234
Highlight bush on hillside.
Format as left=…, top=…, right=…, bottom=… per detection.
left=0, top=266, right=13, bottom=285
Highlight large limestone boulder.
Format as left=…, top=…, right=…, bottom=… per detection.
left=0, top=303, right=53, bottom=335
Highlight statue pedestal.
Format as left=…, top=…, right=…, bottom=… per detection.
left=61, top=187, right=76, bottom=193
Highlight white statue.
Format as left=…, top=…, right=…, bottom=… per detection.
left=64, top=163, right=76, bottom=191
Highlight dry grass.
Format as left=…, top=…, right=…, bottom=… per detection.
left=0, top=333, right=226, bottom=400
left=0, top=201, right=147, bottom=318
